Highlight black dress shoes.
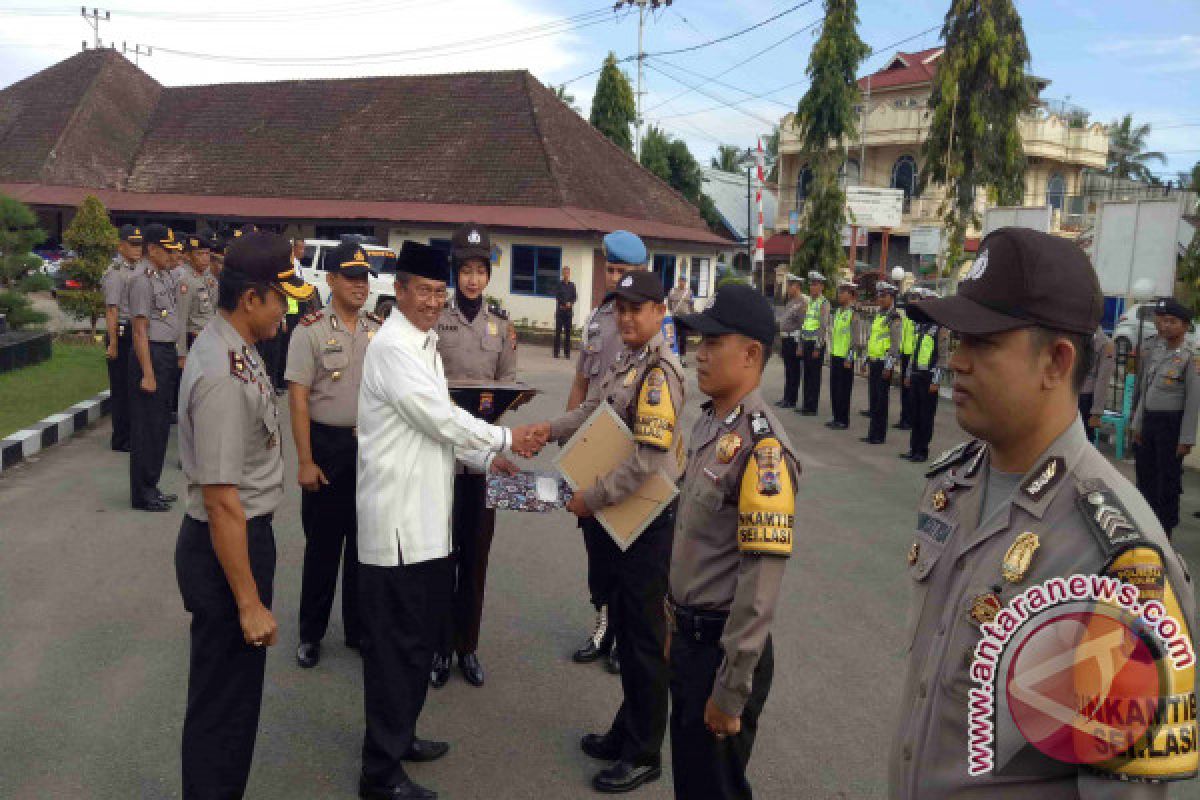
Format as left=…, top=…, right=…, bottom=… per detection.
left=430, top=654, right=451, bottom=688
left=859, top=410, right=872, bottom=418
left=592, top=761, right=662, bottom=793
left=156, top=490, right=178, bottom=503
left=860, top=436, right=884, bottom=445
left=458, top=652, right=484, bottom=687
left=798, top=409, right=817, bottom=416
left=910, top=453, right=929, bottom=463
left=898, top=452, right=915, bottom=461
left=893, top=422, right=912, bottom=431
left=358, top=776, right=437, bottom=799
left=345, top=638, right=361, bottom=651
left=581, top=732, right=623, bottom=761
left=296, top=642, right=320, bottom=668
left=774, top=400, right=794, bottom=409
left=825, top=421, right=848, bottom=430
left=402, top=738, right=449, bottom=762
left=605, top=644, right=620, bottom=675
left=133, top=498, right=172, bottom=512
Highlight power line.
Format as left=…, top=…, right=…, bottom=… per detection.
left=644, top=61, right=778, bottom=126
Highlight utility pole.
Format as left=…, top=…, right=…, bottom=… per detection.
left=81, top=8, right=111, bottom=50
left=615, top=0, right=672, bottom=162
left=123, top=42, right=152, bottom=67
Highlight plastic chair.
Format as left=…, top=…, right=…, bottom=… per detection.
left=1093, top=373, right=1136, bottom=459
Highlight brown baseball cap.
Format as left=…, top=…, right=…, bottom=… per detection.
left=913, top=227, right=1102, bottom=335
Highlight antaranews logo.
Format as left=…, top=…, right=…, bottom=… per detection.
left=966, top=574, right=1196, bottom=776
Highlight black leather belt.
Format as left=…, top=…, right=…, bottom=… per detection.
left=668, top=598, right=728, bottom=644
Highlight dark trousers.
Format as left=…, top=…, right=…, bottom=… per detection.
left=907, top=372, right=938, bottom=459
left=360, top=557, right=454, bottom=787
left=1135, top=411, right=1184, bottom=536
left=898, top=354, right=913, bottom=426
left=828, top=355, right=854, bottom=425
left=581, top=509, right=673, bottom=764
left=438, top=472, right=497, bottom=656
left=298, top=422, right=361, bottom=646
left=780, top=338, right=801, bottom=407
left=106, top=326, right=132, bottom=450
left=278, top=314, right=299, bottom=387
left=583, top=518, right=616, bottom=611
left=867, top=359, right=890, bottom=442
left=670, top=634, right=773, bottom=800
left=129, top=341, right=175, bottom=506
left=554, top=309, right=573, bottom=357
left=800, top=339, right=823, bottom=413
left=256, top=333, right=282, bottom=393
left=677, top=328, right=687, bottom=357
left=1079, top=392, right=1095, bottom=422
left=176, top=514, right=276, bottom=800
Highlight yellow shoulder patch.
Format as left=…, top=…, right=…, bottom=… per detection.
left=633, top=366, right=675, bottom=450
left=737, top=437, right=795, bottom=556
left=1098, top=545, right=1198, bottom=780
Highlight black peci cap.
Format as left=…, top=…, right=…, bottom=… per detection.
left=142, top=223, right=182, bottom=252
left=396, top=240, right=451, bottom=283
left=678, top=283, right=776, bottom=347
left=450, top=222, right=492, bottom=264
left=612, top=270, right=665, bottom=304
left=118, top=224, right=143, bottom=244
left=223, top=231, right=313, bottom=301
left=326, top=240, right=373, bottom=278
left=914, top=227, right=1102, bottom=336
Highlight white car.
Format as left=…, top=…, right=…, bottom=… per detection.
left=1112, top=303, right=1200, bottom=356
left=296, top=238, right=398, bottom=313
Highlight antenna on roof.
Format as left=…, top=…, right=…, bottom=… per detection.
left=123, top=42, right=153, bottom=67
left=80, top=7, right=110, bottom=50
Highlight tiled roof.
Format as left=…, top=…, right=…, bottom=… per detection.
left=0, top=51, right=724, bottom=242
left=857, top=47, right=944, bottom=91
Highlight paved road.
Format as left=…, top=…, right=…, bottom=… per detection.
left=2, top=343, right=1198, bottom=799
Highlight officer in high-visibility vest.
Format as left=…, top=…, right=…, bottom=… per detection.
left=899, top=288, right=950, bottom=463
left=825, top=280, right=858, bottom=430
left=895, top=295, right=916, bottom=431
left=862, top=281, right=903, bottom=445
left=798, top=270, right=830, bottom=416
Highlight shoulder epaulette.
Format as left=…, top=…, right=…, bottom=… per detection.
left=747, top=410, right=774, bottom=443
left=489, top=304, right=509, bottom=321
left=229, top=350, right=251, bottom=383
left=925, top=440, right=981, bottom=478
left=1077, top=486, right=1155, bottom=567
left=299, top=310, right=323, bottom=327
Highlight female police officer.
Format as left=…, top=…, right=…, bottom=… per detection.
left=431, top=222, right=519, bottom=689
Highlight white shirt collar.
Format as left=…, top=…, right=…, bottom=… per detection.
left=390, top=308, right=439, bottom=351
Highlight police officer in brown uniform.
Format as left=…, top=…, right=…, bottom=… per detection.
left=671, top=284, right=799, bottom=800
left=177, top=233, right=219, bottom=362
left=569, top=230, right=647, bottom=672
left=128, top=224, right=184, bottom=511
left=776, top=277, right=807, bottom=410
left=431, top=222, right=518, bottom=689
left=1080, top=324, right=1116, bottom=426
left=175, top=232, right=314, bottom=799
left=286, top=241, right=382, bottom=669
left=890, top=227, right=1197, bottom=798
left=534, top=269, right=686, bottom=792
left=102, top=224, right=143, bottom=452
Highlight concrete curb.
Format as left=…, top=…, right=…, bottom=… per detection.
left=0, top=390, right=111, bottom=474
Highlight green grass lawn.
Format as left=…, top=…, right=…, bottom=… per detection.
left=0, top=339, right=109, bottom=438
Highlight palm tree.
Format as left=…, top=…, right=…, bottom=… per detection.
left=554, top=84, right=581, bottom=114
left=1177, top=161, right=1200, bottom=191
left=1107, top=114, right=1167, bottom=182
left=710, top=144, right=745, bottom=172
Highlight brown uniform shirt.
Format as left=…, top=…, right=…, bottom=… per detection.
left=1082, top=326, right=1116, bottom=416
left=436, top=301, right=517, bottom=382
left=890, top=420, right=1197, bottom=798
left=127, top=261, right=182, bottom=343
left=578, top=298, right=623, bottom=402
left=284, top=308, right=382, bottom=428
left=176, top=265, right=218, bottom=355
left=551, top=331, right=686, bottom=511
left=778, top=296, right=808, bottom=337
left=670, top=388, right=799, bottom=717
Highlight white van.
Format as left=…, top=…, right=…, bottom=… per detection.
left=296, top=238, right=398, bottom=313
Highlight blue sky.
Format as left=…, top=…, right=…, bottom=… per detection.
left=0, top=0, right=1197, bottom=177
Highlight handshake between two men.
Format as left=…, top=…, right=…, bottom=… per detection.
left=497, top=421, right=593, bottom=519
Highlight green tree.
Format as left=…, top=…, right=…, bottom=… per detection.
left=0, top=193, right=46, bottom=288
left=554, top=84, right=581, bottom=114
left=640, top=125, right=672, bottom=182
left=589, top=52, right=636, bottom=155
left=920, top=0, right=1033, bottom=276
left=58, top=195, right=118, bottom=333
left=1107, top=113, right=1166, bottom=183
left=764, top=126, right=781, bottom=184
left=711, top=144, right=745, bottom=172
left=641, top=127, right=724, bottom=232
left=1179, top=229, right=1200, bottom=315
left=792, top=0, right=870, bottom=284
